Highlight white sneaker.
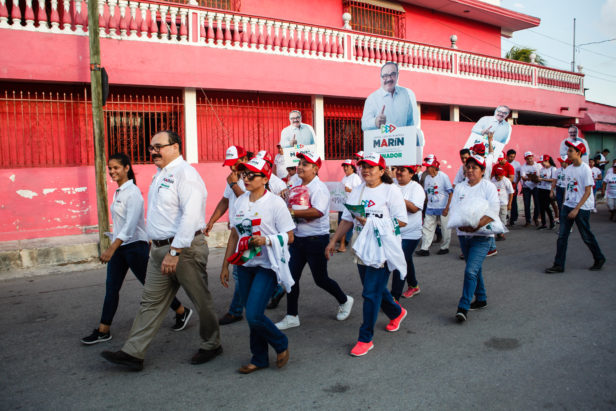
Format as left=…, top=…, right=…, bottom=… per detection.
left=275, top=315, right=300, bottom=330
left=336, top=295, right=354, bottom=321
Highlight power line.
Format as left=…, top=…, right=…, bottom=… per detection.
left=526, top=29, right=615, bottom=59
left=578, top=38, right=616, bottom=47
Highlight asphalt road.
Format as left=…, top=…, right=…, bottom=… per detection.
left=1, top=210, right=615, bottom=410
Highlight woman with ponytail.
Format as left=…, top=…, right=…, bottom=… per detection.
left=81, top=153, right=191, bottom=345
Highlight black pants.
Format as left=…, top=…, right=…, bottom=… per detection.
left=522, top=187, right=539, bottom=223
left=537, top=188, right=554, bottom=227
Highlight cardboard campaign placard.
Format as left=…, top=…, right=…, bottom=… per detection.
left=282, top=144, right=319, bottom=167
left=463, top=132, right=506, bottom=158
left=363, top=125, right=424, bottom=166
left=324, top=182, right=347, bottom=212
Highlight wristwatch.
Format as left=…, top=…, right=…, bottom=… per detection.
left=228, top=182, right=237, bottom=188
left=169, top=249, right=181, bottom=257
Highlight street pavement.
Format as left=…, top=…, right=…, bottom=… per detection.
left=1, top=210, right=615, bottom=410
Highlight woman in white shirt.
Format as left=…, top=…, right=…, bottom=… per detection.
left=449, top=154, right=500, bottom=322
left=326, top=153, right=408, bottom=357
left=601, top=161, right=616, bottom=220
left=391, top=165, right=425, bottom=300
left=220, top=158, right=296, bottom=374
left=337, top=159, right=362, bottom=252
left=537, top=155, right=557, bottom=230
left=554, top=157, right=569, bottom=214
left=81, top=153, right=189, bottom=345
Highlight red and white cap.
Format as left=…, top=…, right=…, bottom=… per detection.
left=254, top=150, right=274, bottom=165
left=398, top=165, right=419, bottom=173
left=565, top=140, right=586, bottom=154
left=341, top=159, right=355, bottom=166
left=422, top=157, right=440, bottom=168
left=466, top=154, right=486, bottom=169
left=237, top=157, right=272, bottom=178
left=471, top=143, right=486, bottom=156
left=557, top=155, right=568, bottom=163
left=358, top=152, right=387, bottom=168
left=493, top=165, right=507, bottom=176
left=541, top=154, right=551, bottom=162
left=296, top=151, right=322, bottom=167
left=524, top=151, right=534, bottom=158
left=497, top=152, right=506, bottom=161
left=424, top=154, right=436, bottom=161
left=353, top=150, right=364, bottom=159
left=223, top=145, right=247, bottom=166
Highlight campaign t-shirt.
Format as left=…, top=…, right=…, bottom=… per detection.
left=341, top=173, right=362, bottom=202
left=604, top=173, right=616, bottom=198
left=483, top=153, right=496, bottom=181
left=223, top=178, right=246, bottom=217
left=563, top=163, right=595, bottom=210
left=555, top=167, right=567, bottom=188
left=453, top=164, right=466, bottom=185
left=342, top=182, right=408, bottom=232
left=423, top=171, right=453, bottom=211
left=520, top=163, right=541, bottom=189
left=491, top=177, right=514, bottom=206
left=591, top=167, right=602, bottom=187
left=268, top=174, right=288, bottom=196
left=537, top=166, right=557, bottom=190
left=287, top=174, right=302, bottom=190
left=295, top=176, right=331, bottom=237
left=397, top=181, right=425, bottom=240
left=450, top=179, right=500, bottom=237
left=274, top=154, right=288, bottom=178
left=509, top=160, right=521, bottom=185
left=230, top=191, right=295, bottom=269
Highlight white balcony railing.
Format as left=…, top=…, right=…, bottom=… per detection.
left=0, top=0, right=584, bottom=94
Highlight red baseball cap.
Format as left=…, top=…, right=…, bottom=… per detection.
left=398, top=165, right=418, bottom=173
left=296, top=151, right=322, bottom=168
left=494, top=165, right=507, bottom=176
left=565, top=140, right=586, bottom=154
left=254, top=150, right=274, bottom=165
left=223, top=145, right=247, bottom=166
left=237, top=157, right=272, bottom=178
left=471, top=143, right=486, bottom=156
left=341, top=159, right=355, bottom=167
left=353, top=150, right=364, bottom=159
left=358, top=152, right=386, bottom=168
left=466, top=154, right=486, bottom=169
left=557, top=155, right=567, bottom=163
left=524, top=151, right=534, bottom=158
left=541, top=154, right=551, bottom=162
left=422, top=157, right=440, bottom=168
left=497, top=152, right=506, bottom=161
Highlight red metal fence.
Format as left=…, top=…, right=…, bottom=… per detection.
left=324, top=98, right=364, bottom=160
left=196, top=91, right=312, bottom=162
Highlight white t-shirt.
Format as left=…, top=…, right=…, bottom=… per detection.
left=591, top=167, right=602, bottom=184
left=450, top=179, right=500, bottom=237
left=603, top=173, right=616, bottom=198
left=274, top=154, right=288, bottom=179
left=342, top=182, right=408, bottom=232
left=341, top=172, right=362, bottom=203
left=397, top=181, right=425, bottom=240
left=538, top=166, right=557, bottom=190
left=491, top=177, right=514, bottom=206
left=287, top=174, right=302, bottom=190
left=520, top=163, right=541, bottom=189
left=268, top=174, right=288, bottom=196
left=294, top=176, right=331, bottom=237
left=559, top=137, right=590, bottom=164
left=453, top=164, right=466, bottom=185
left=555, top=167, right=567, bottom=188
left=423, top=171, right=453, bottom=210
left=483, top=153, right=496, bottom=181
left=230, top=191, right=295, bottom=269
left=223, top=178, right=246, bottom=217
left=563, top=163, right=595, bottom=210
left=509, top=160, right=521, bottom=185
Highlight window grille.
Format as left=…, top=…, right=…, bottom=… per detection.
left=343, top=0, right=405, bottom=38
left=324, top=98, right=364, bottom=160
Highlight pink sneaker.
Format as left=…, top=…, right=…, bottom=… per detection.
left=385, top=307, right=407, bottom=332
left=402, top=286, right=421, bottom=299
left=350, top=341, right=374, bottom=357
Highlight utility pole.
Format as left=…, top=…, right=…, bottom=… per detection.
left=571, top=18, right=576, bottom=72
left=87, top=0, right=110, bottom=254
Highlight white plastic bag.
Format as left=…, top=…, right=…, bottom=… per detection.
left=447, top=198, right=489, bottom=229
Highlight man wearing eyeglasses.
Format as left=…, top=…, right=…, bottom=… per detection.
left=280, top=110, right=316, bottom=148
left=101, top=130, right=222, bottom=371
left=559, top=125, right=590, bottom=164
left=361, top=61, right=419, bottom=131
left=470, top=105, right=512, bottom=145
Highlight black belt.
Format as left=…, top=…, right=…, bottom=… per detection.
left=152, top=230, right=203, bottom=247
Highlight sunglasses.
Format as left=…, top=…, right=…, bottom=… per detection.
left=241, top=171, right=266, bottom=181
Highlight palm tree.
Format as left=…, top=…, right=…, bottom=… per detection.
left=505, top=46, right=546, bottom=65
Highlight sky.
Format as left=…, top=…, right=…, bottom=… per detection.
left=500, top=0, right=616, bottom=106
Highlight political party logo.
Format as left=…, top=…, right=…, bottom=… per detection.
left=360, top=199, right=376, bottom=208
left=380, top=124, right=397, bottom=134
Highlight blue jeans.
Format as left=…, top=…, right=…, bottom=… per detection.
left=522, top=187, right=539, bottom=223
left=357, top=264, right=402, bottom=343
left=286, top=235, right=347, bottom=316
left=227, top=265, right=243, bottom=316
left=337, top=212, right=353, bottom=244
left=237, top=266, right=288, bottom=368
left=555, top=186, right=565, bottom=213
left=509, top=192, right=519, bottom=224
left=554, top=206, right=605, bottom=269
left=101, top=241, right=181, bottom=325
left=391, top=238, right=420, bottom=300
left=458, top=236, right=490, bottom=310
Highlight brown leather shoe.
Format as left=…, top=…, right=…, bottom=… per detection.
left=101, top=350, right=144, bottom=371
left=276, top=349, right=289, bottom=368
left=238, top=364, right=266, bottom=374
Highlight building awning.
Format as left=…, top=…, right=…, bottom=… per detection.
left=578, top=101, right=616, bottom=133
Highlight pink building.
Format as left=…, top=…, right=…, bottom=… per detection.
left=0, top=0, right=613, bottom=241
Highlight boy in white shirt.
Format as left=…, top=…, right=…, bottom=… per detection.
left=491, top=166, right=514, bottom=240
left=545, top=141, right=605, bottom=273
left=589, top=158, right=602, bottom=213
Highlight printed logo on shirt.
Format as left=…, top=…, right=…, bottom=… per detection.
left=235, top=218, right=262, bottom=236
left=566, top=177, right=579, bottom=193
left=360, top=199, right=376, bottom=208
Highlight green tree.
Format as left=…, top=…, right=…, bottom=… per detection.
left=505, top=46, right=546, bottom=65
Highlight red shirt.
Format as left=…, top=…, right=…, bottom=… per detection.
left=492, top=162, right=514, bottom=178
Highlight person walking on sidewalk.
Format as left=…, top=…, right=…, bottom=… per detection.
left=338, top=159, right=362, bottom=253
left=275, top=152, right=354, bottom=330
left=81, top=153, right=192, bottom=345
left=220, top=157, right=295, bottom=374
left=101, top=130, right=221, bottom=371
left=537, top=155, right=557, bottom=230
left=545, top=141, right=606, bottom=274
left=326, top=152, right=408, bottom=357
left=520, top=152, right=541, bottom=227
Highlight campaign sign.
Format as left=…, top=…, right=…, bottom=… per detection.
left=363, top=125, right=423, bottom=166
left=282, top=144, right=319, bottom=167
left=464, top=132, right=506, bottom=158
left=324, top=182, right=347, bottom=212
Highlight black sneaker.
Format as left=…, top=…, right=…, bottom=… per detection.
left=589, top=258, right=606, bottom=271
left=455, top=308, right=468, bottom=322
left=218, top=313, right=243, bottom=325
left=545, top=265, right=564, bottom=274
left=415, top=250, right=430, bottom=257
left=437, top=249, right=449, bottom=255
left=101, top=350, right=143, bottom=371
left=469, top=300, right=487, bottom=310
left=81, top=329, right=112, bottom=345
left=191, top=346, right=223, bottom=365
left=172, top=307, right=193, bottom=332
left=537, top=225, right=547, bottom=230
left=267, top=291, right=286, bottom=309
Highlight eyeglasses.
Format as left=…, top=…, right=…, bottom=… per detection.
left=241, top=171, right=266, bottom=181
left=381, top=72, right=398, bottom=79
left=289, top=116, right=301, bottom=121
left=496, top=110, right=509, bottom=115
left=148, top=143, right=174, bottom=152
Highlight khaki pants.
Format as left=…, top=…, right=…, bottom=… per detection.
left=420, top=213, right=451, bottom=251
left=499, top=205, right=508, bottom=227
left=122, top=234, right=220, bottom=359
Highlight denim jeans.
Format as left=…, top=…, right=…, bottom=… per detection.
left=555, top=186, right=565, bottom=213
left=554, top=206, right=605, bottom=269
left=237, top=266, right=288, bottom=368
left=522, top=187, right=539, bottom=223
left=509, top=192, right=519, bottom=224
left=457, top=236, right=490, bottom=310
left=286, top=235, right=347, bottom=316
left=101, top=241, right=181, bottom=325
left=538, top=188, right=554, bottom=226
left=391, top=238, right=420, bottom=300
left=227, top=265, right=244, bottom=316
left=357, top=264, right=402, bottom=343
left=337, top=212, right=353, bottom=244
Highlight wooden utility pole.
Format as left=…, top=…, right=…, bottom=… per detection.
left=87, top=0, right=110, bottom=254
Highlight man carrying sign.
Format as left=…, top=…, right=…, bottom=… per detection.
left=361, top=62, right=419, bottom=131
